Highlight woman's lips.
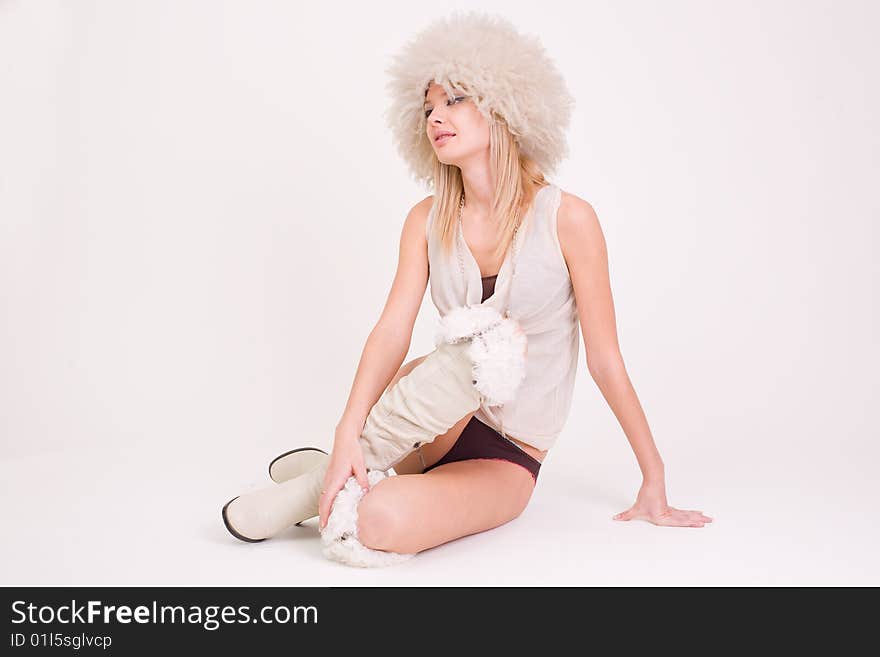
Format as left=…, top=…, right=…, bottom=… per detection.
left=435, top=134, right=455, bottom=146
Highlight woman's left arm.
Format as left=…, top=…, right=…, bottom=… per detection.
left=556, top=193, right=712, bottom=528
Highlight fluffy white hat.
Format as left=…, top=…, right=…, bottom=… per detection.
left=384, top=10, right=575, bottom=187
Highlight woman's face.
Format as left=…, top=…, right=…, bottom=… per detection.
left=423, top=81, right=489, bottom=168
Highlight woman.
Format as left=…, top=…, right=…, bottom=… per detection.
left=223, top=11, right=711, bottom=565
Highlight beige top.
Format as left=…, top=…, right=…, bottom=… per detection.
left=426, top=183, right=580, bottom=451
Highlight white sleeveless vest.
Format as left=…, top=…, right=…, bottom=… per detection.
left=426, top=183, right=580, bottom=451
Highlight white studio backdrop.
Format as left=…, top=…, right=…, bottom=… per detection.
left=0, top=0, right=877, bottom=585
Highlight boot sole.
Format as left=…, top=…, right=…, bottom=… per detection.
left=221, top=496, right=266, bottom=543
left=267, top=447, right=329, bottom=484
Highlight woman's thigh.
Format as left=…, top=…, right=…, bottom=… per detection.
left=392, top=412, right=474, bottom=475
left=356, top=458, right=537, bottom=555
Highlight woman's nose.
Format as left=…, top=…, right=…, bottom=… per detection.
left=428, top=105, right=448, bottom=120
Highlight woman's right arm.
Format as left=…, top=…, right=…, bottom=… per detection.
left=318, top=195, right=433, bottom=529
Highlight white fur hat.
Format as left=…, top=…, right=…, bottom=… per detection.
left=384, top=11, right=575, bottom=187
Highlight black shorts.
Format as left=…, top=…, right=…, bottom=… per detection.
left=421, top=415, right=542, bottom=482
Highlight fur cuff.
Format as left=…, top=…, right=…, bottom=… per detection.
left=434, top=305, right=528, bottom=407
left=320, top=470, right=415, bottom=568
left=434, top=305, right=504, bottom=344
left=469, top=318, right=528, bottom=406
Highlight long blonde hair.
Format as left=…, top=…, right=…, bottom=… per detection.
left=430, top=110, right=549, bottom=264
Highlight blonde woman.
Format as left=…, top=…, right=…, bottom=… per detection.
left=222, top=11, right=712, bottom=566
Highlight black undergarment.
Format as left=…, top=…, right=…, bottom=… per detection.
left=480, top=274, right=497, bottom=303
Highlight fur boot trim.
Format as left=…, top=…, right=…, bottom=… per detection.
left=433, top=304, right=504, bottom=344
left=434, top=305, right=528, bottom=406
left=469, top=318, right=528, bottom=406
left=320, top=469, right=415, bottom=568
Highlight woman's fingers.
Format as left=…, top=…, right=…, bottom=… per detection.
left=662, top=509, right=707, bottom=527
left=318, top=477, right=345, bottom=530
left=671, top=509, right=696, bottom=525
left=354, top=465, right=370, bottom=493
left=319, top=486, right=337, bottom=529
left=612, top=507, right=638, bottom=521
left=317, top=490, right=329, bottom=530
left=681, top=508, right=713, bottom=523
left=615, top=503, right=713, bottom=527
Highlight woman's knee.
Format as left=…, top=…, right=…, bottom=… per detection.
left=398, top=355, right=428, bottom=381
left=356, top=482, right=404, bottom=551
left=383, top=354, right=429, bottom=396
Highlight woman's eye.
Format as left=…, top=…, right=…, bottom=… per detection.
left=424, top=96, right=466, bottom=118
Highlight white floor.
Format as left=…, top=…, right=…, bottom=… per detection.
left=3, top=428, right=876, bottom=587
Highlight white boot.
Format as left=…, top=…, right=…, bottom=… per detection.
left=222, top=338, right=482, bottom=542
left=222, top=467, right=325, bottom=542
left=268, top=447, right=330, bottom=483
left=265, top=302, right=522, bottom=484
left=222, top=306, right=527, bottom=557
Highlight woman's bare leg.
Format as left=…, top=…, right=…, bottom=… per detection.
left=344, top=353, right=535, bottom=555
left=357, top=458, right=537, bottom=554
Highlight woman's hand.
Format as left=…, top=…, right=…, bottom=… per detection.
left=613, top=480, right=713, bottom=527
left=318, top=426, right=371, bottom=530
